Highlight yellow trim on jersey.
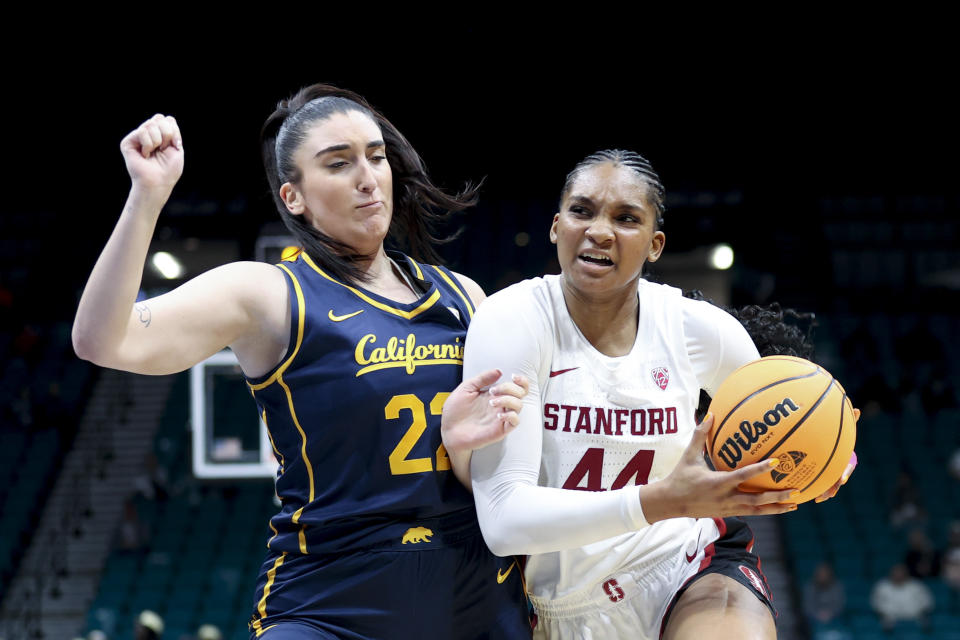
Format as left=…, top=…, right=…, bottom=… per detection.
left=252, top=553, right=286, bottom=636
left=277, top=374, right=315, bottom=506
left=300, top=252, right=441, bottom=319
left=263, top=410, right=284, bottom=475
left=430, top=265, right=475, bottom=319
left=248, top=264, right=306, bottom=391
left=407, top=256, right=425, bottom=280
left=281, top=247, right=302, bottom=262
left=267, top=520, right=278, bottom=548
left=291, top=506, right=308, bottom=554
left=356, top=359, right=463, bottom=377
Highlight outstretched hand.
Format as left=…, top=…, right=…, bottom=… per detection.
left=120, top=114, right=184, bottom=195
left=639, top=414, right=798, bottom=524
left=441, top=369, right=529, bottom=488
left=442, top=369, right=529, bottom=452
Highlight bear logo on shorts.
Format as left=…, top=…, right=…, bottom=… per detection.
left=402, top=526, right=434, bottom=544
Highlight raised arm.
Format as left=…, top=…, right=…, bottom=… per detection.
left=72, top=115, right=287, bottom=376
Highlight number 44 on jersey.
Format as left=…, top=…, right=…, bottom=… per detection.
left=562, top=448, right=656, bottom=492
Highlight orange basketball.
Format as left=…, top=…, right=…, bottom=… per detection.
left=706, top=356, right=857, bottom=504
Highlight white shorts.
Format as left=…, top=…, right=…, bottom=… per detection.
left=529, top=518, right=773, bottom=640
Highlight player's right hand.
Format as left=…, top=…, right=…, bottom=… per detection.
left=120, top=114, right=184, bottom=193
left=441, top=370, right=529, bottom=454
left=639, top=414, right=798, bottom=524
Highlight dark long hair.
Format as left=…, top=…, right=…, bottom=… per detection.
left=260, top=83, right=479, bottom=283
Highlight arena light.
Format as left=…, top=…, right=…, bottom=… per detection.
left=151, top=251, right=184, bottom=279
left=709, top=244, right=734, bottom=270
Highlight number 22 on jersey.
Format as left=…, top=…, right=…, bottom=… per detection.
left=386, top=392, right=451, bottom=475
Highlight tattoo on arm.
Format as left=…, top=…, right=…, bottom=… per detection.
left=135, top=304, right=152, bottom=328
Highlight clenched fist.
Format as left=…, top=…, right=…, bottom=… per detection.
left=120, top=113, right=184, bottom=194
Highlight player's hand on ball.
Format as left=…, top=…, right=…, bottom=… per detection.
left=120, top=114, right=184, bottom=194
left=441, top=369, right=529, bottom=454
left=640, top=414, right=798, bottom=524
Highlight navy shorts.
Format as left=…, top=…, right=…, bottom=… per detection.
left=662, top=516, right=777, bottom=634
left=248, top=521, right=530, bottom=640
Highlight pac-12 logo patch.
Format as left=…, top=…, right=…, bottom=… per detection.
left=651, top=367, right=669, bottom=390
left=771, top=451, right=807, bottom=483
left=738, top=565, right=769, bottom=599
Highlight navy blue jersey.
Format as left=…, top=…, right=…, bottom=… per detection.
left=246, top=251, right=478, bottom=555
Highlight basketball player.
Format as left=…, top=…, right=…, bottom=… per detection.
left=445, top=150, right=857, bottom=639
left=73, top=85, right=531, bottom=639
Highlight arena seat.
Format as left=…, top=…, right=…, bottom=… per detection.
left=82, top=373, right=277, bottom=640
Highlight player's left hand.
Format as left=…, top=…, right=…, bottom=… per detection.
left=441, top=369, right=529, bottom=454
left=814, top=408, right=860, bottom=503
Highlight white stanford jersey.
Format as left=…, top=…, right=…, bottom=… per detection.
left=466, top=274, right=760, bottom=601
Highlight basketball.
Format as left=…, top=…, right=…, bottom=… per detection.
left=706, top=356, right=857, bottom=504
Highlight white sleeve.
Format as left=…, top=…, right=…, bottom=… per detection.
left=682, top=298, right=760, bottom=396
left=465, top=285, right=648, bottom=557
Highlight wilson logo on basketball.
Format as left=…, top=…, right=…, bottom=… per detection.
left=651, top=367, right=669, bottom=390
left=715, top=398, right=799, bottom=469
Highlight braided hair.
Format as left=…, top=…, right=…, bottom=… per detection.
left=260, top=83, right=478, bottom=284
left=560, top=149, right=666, bottom=228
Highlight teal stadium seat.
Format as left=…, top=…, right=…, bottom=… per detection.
left=845, top=578, right=872, bottom=613
left=832, top=553, right=866, bottom=581
left=848, top=613, right=885, bottom=635
left=811, top=622, right=854, bottom=640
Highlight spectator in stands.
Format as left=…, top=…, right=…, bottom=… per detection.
left=196, top=624, right=222, bottom=640
left=134, top=610, right=163, bottom=640
left=11, top=385, right=33, bottom=430
left=949, top=449, right=960, bottom=483
left=904, top=529, right=941, bottom=579
left=35, top=380, right=72, bottom=443
left=942, top=521, right=960, bottom=592
left=0, top=276, right=12, bottom=326
left=870, top=563, right=933, bottom=631
left=895, top=321, right=945, bottom=398
left=945, top=520, right=960, bottom=553
left=944, top=547, right=960, bottom=592
left=133, top=452, right=168, bottom=503
left=114, top=499, right=148, bottom=553
left=840, top=322, right=896, bottom=414
left=890, top=470, right=927, bottom=531
left=12, top=324, right=40, bottom=362
left=922, top=362, right=957, bottom=414
left=803, top=561, right=846, bottom=626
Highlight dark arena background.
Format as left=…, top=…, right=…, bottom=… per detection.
left=1, top=33, right=958, bottom=640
